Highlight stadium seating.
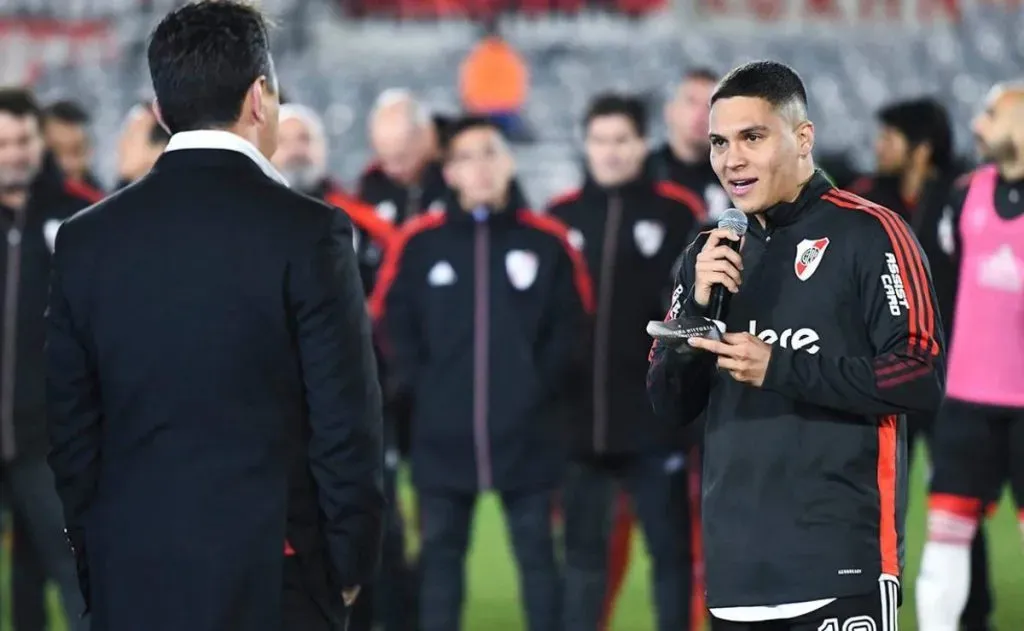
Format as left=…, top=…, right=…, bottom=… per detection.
left=9, top=0, right=1023, bottom=206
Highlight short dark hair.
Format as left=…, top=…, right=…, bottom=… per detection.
left=685, top=67, right=719, bottom=84
left=584, top=93, right=647, bottom=138
left=0, top=88, right=41, bottom=121
left=877, top=98, right=953, bottom=172
left=42, top=99, right=90, bottom=126
left=442, top=116, right=502, bottom=160
left=147, top=0, right=276, bottom=133
left=710, top=61, right=808, bottom=112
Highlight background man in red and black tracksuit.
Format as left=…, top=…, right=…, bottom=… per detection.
left=370, top=117, right=593, bottom=631
left=850, top=97, right=993, bottom=631
left=0, top=87, right=101, bottom=631
left=272, top=102, right=414, bottom=631
left=649, top=61, right=944, bottom=630
left=358, top=89, right=449, bottom=225
left=548, top=93, right=705, bottom=631
left=647, top=68, right=730, bottom=223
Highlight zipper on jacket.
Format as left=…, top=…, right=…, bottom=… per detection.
left=593, top=194, right=623, bottom=453
left=407, top=184, right=421, bottom=220
left=1, top=211, right=26, bottom=461
left=472, top=218, right=493, bottom=490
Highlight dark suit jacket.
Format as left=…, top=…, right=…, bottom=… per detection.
left=45, top=146, right=384, bottom=631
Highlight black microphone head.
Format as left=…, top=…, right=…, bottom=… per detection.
left=717, top=208, right=749, bottom=238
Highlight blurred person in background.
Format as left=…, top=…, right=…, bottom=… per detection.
left=648, top=68, right=729, bottom=222
left=459, top=17, right=531, bottom=142
left=0, top=87, right=98, bottom=631
left=917, top=81, right=1024, bottom=631
left=114, top=102, right=170, bottom=189
left=41, top=99, right=103, bottom=191
left=370, top=116, right=592, bottom=631
left=273, top=101, right=412, bottom=631
left=359, top=89, right=448, bottom=225
left=45, top=2, right=384, bottom=629
left=853, top=99, right=994, bottom=631
left=273, top=103, right=396, bottom=292
left=359, top=89, right=451, bottom=468
left=547, top=93, right=705, bottom=631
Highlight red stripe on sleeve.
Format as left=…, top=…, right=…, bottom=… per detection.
left=877, top=414, right=899, bottom=575
left=545, top=188, right=582, bottom=210
left=325, top=190, right=397, bottom=249
left=367, top=212, right=446, bottom=321
left=63, top=179, right=104, bottom=204
left=822, top=191, right=939, bottom=383
left=516, top=210, right=595, bottom=314
left=655, top=181, right=707, bottom=224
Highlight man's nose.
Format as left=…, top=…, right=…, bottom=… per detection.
left=724, top=145, right=748, bottom=170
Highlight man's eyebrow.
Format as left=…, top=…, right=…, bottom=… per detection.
left=709, top=125, right=769, bottom=139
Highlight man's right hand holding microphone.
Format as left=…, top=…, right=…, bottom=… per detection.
left=687, top=226, right=773, bottom=387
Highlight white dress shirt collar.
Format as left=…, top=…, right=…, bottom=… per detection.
left=164, top=129, right=289, bottom=188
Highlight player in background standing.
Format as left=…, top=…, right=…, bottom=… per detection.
left=271, top=102, right=413, bottom=631
left=40, top=100, right=103, bottom=191
left=370, top=117, right=593, bottom=631
left=852, top=98, right=994, bottom=631
left=916, top=81, right=1024, bottom=631
left=548, top=93, right=705, bottom=631
left=358, top=89, right=448, bottom=225
left=648, top=68, right=730, bottom=223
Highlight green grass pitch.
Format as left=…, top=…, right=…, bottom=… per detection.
left=3, top=444, right=1021, bottom=630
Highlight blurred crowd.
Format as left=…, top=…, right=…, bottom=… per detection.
left=0, top=31, right=1016, bottom=631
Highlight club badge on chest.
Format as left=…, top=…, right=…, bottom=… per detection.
left=633, top=220, right=665, bottom=258
left=506, top=249, right=539, bottom=290
left=794, top=237, right=830, bottom=281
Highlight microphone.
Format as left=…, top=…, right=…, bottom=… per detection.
left=645, top=208, right=748, bottom=353
left=707, top=208, right=748, bottom=329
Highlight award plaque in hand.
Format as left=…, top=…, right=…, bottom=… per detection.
left=647, top=317, right=723, bottom=355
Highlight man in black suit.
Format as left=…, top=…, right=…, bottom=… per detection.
left=44, top=3, right=384, bottom=631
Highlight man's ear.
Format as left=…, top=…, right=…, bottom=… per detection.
left=151, top=101, right=171, bottom=135
left=911, top=142, right=933, bottom=171
left=442, top=161, right=456, bottom=189
left=249, top=78, right=267, bottom=126
left=796, top=121, right=815, bottom=158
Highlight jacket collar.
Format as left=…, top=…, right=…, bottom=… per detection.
left=444, top=182, right=528, bottom=227
left=752, top=169, right=833, bottom=235
left=163, top=130, right=290, bottom=187
left=581, top=171, right=652, bottom=202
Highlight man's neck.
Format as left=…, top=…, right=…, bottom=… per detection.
left=398, top=159, right=428, bottom=189
left=461, top=193, right=507, bottom=213
left=668, top=138, right=703, bottom=165
left=754, top=166, right=816, bottom=228
left=0, top=189, right=28, bottom=211
left=899, top=164, right=930, bottom=206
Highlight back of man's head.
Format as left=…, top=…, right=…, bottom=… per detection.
left=147, top=0, right=275, bottom=134
left=711, top=60, right=809, bottom=121
left=0, top=88, right=41, bottom=121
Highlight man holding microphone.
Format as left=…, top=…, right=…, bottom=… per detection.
left=648, top=60, right=944, bottom=630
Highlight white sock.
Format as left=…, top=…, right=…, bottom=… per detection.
left=915, top=540, right=971, bottom=631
